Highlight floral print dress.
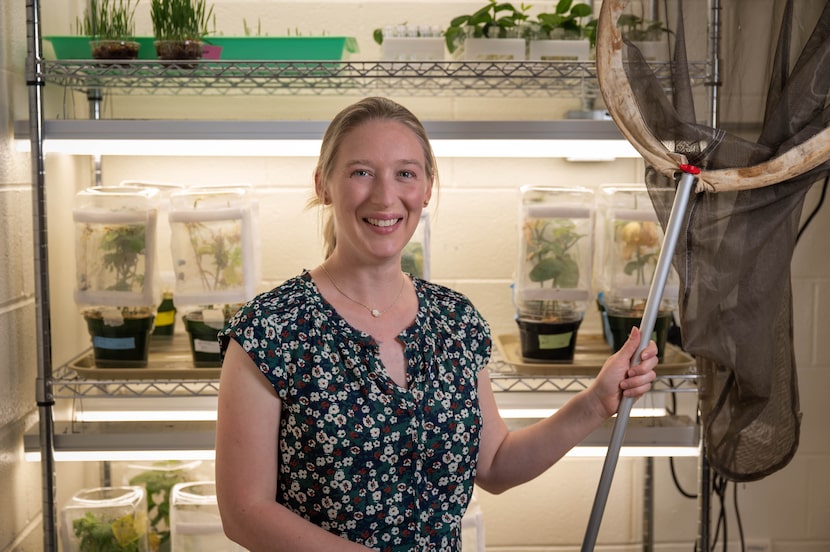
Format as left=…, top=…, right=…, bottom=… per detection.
left=219, top=271, right=492, bottom=551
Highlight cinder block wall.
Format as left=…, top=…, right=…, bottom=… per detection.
left=2, top=1, right=828, bottom=550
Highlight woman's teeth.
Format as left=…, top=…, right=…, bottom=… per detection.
left=366, top=218, right=399, bottom=227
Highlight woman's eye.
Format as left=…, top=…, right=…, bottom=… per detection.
left=399, top=170, right=415, bottom=179
left=351, top=169, right=371, bottom=177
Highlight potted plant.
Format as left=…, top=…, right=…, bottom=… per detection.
left=594, top=184, right=678, bottom=360
left=126, top=460, right=202, bottom=552
left=616, top=12, right=671, bottom=61
left=60, top=486, right=150, bottom=552
left=74, top=186, right=160, bottom=368
left=372, top=23, right=445, bottom=61
left=444, top=0, right=531, bottom=60
left=528, top=0, right=596, bottom=60
left=401, top=211, right=430, bottom=279
left=151, top=0, right=214, bottom=62
left=168, top=187, right=259, bottom=366
left=80, top=0, right=141, bottom=60
left=515, top=185, right=594, bottom=362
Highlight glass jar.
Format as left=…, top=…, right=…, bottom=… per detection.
left=170, top=481, right=240, bottom=551
left=515, top=185, right=594, bottom=361
left=60, top=486, right=149, bottom=552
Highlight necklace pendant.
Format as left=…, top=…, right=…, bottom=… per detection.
left=371, top=309, right=381, bottom=318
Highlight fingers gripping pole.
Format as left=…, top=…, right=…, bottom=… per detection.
left=581, top=169, right=698, bottom=551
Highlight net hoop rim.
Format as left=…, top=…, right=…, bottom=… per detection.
left=596, top=0, right=830, bottom=192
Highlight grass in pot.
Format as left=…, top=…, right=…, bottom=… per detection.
left=82, top=0, right=141, bottom=61
left=151, top=0, right=214, bottom=64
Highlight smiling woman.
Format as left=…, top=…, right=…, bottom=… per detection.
left=213, top=96, right=659, bottom=552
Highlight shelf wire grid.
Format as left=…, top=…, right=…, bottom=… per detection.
left=51, top=350, right=697, bottom=399
left=41, top=60, right=709, bottom=98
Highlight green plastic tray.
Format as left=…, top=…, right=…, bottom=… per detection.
left=204, top=36, right=359, bottom=61
left=44, top=35, right=158, bottom=60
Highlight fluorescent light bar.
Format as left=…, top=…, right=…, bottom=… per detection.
left=16, top=138, right=638, bottom=159
left=566, top=446, right=700, bottom=458
left=74, top=397, right=218, bottom=422
left=25, top=449, right=215, bottom=462
left=498, top=407, right=669, bottom=419
left=15, top=119, right=639, bottom=159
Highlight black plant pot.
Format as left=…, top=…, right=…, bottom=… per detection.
left=183, top=312, right=225, bottom=367
left=516, top=317, right=582, bottom=362
left=84, top=311, right=155, bottom=368
left=605, top=313, right=672, bottom=362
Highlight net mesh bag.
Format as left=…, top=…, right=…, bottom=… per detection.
left=597, top=0, right=830, bottom=481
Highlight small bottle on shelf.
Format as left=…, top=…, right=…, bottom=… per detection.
left=153, top=291, right=177, bottom=337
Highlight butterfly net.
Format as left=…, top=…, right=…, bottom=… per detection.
left=596, top=0, right=830, bottom=481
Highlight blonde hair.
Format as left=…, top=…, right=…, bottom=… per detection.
left=308, top=97, right=438, bottom=258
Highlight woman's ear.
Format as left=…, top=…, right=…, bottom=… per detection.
left=423, top=178, right=434, bottom=208
left=314, top=171, right=331, bottom=205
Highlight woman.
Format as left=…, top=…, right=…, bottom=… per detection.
left=215, top=96, right=658, bottom=551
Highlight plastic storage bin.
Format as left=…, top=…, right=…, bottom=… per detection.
left=168, top=187, right=259, bottom=307
left=60, top=486, right=149, bottom=552
left=124, top=460, right=204, bottom=552
left=170, top=481, right=240, bottom=551
left=73, top=186, right=159, bottom=308
left=515, top=185, right=594, bottom=361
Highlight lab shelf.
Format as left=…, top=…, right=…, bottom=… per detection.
left=39, top=59, right=709, bottom=98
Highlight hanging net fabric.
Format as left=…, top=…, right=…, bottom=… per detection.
left=596, top=0, right=830, bottom=481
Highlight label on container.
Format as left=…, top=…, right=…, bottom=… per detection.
left=194, top=339, right=221, bottom=354
left=538, top=332, right=573, bottom=350
left=155, top=310, right=176, bottom=326
left=93, top=336, right=136, bottom=350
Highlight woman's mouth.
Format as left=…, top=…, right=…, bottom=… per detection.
left=365, top=217, right=401, bottom=228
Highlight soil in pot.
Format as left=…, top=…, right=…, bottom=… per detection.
left=91, top=39, right=140, bottom=60
left=605, top=312, right=672, bottom=362
left=516, top=317, right=582, bottom=362
left=155, top=40, right=203, bottom=67
left=84, top=309, right=155, bottom=368
left=183, top=311, right=225, bottom=367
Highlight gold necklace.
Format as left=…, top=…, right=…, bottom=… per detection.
left=320, top=264, right=406, bottom=318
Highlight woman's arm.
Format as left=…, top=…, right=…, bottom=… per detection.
left=215, top=339, right=373, bottom=551
left=474, top=327, right=658, bottom=495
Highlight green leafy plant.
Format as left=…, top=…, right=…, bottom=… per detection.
left=444, top=0, right=532, bottom=53
left=616, top=220, right=660, bottom=286
left=401, top=242, right=424, bottom=278
left=99, top=224, right=147, bottom=292
left=534, top=0, right=597, bottom=45
left=521, top=218, right=584, bottom=320
left=616, top=13, right=671, bottom=41
left=150, top=0, right=214, bottom=42
left=73, top=511, right=146, bottom=552
left=129, top=463, right=192, bottom=551
left=178, top=221, right=243, bottom=292
left=77, top=223, right=147, bottom=296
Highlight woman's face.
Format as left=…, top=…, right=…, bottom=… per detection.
left=322, top=119, right=433, bottom=266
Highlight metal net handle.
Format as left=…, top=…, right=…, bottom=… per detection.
left=596, top=0, right=830, bottom=193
